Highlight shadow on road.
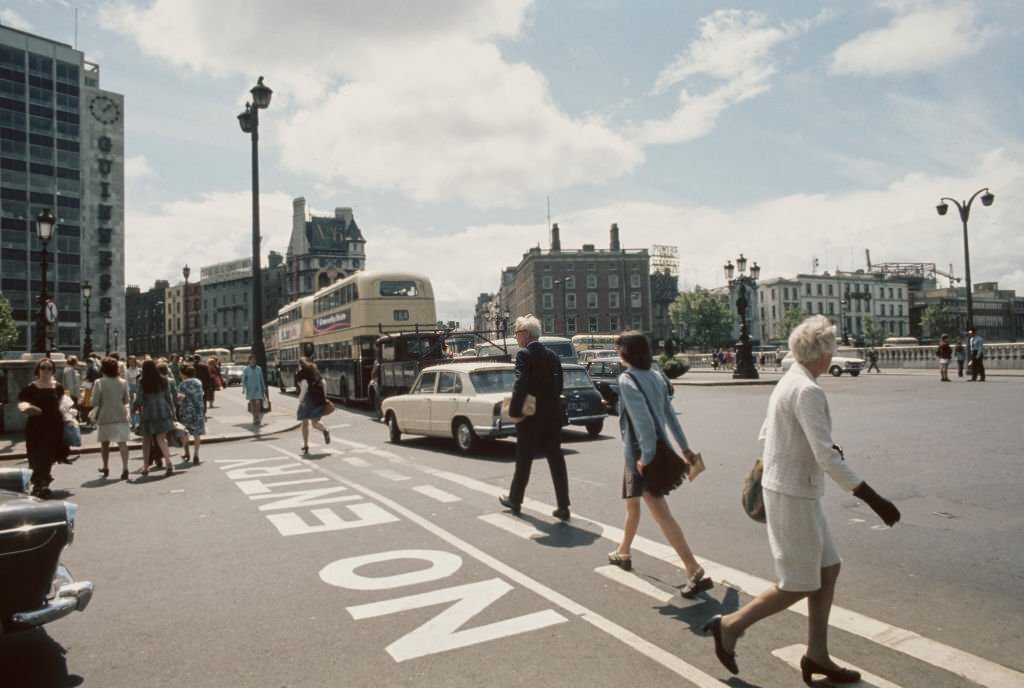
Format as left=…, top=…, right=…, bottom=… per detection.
left=517, top=512, right=602, bottom=548
left=0, top=628, right=83, bottom=687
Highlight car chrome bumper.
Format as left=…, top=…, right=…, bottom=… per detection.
left=12, top=565, right=94, bottom=627
left=567, top=413, right=607, bottom=425
left=482, top=421, right=518, bottom=438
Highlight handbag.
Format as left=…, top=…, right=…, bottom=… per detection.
left=322, top=399, right=336, bottom=416
left=501, top=394, right=536, bottom=423
left=166, top=421, right=188, bottom=447
left=623, top=371, right=689, bottom=497
left=261, top=392, right=272, bottom=413
left=63, top=421, right=82, bottom=448
left=741, top=458, right=766, bottom=523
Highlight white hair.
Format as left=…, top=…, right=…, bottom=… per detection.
left=514, top=314, right=541, bottom=339
left=788, top=315, right=837, bottom=364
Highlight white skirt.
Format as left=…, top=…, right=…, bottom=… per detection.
left=764, top=488, right=840, bottom=592
left=97, top=421, right=131, bottom=443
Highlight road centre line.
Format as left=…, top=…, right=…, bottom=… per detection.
left=772, top=644, right=904, bottom=688
left=478, top=513, right=544, bottom=540
left=266, top=444, right=723, bottom=687
left=417, top=466, right=1024, bottom=688
left=411, top=485, right=461, bottom=503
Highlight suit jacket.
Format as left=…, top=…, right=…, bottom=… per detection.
left=759, top=362, right=862, bottom=499
left=510, top=340, right=563, bottom=425
left=195, top=363, right=212, bottom=392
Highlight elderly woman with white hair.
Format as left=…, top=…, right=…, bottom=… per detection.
left=704, top=315, right=900, bottom=685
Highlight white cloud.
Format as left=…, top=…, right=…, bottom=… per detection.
left=831, top=2, right=990, bottom=75
left=631, top=10, right=817, bottom=146
left=125, top=154, right=154, bottom=180
left=0, top=8, right=33, bottom=32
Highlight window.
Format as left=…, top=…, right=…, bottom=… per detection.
left=542, top=275, right=552, bottom=289
left=542, top=293, right=553, bottom=310
left=897, top=288, right=902, bottom=299
left=632, top=316, right=642, bottom=330
left=609, top=274, right=619, bottom=289
left=898, top=304, right=903, bottom=316
left=630, top=273, right=642, bottom=288
left=609, top=315, right=620, bottom=331
left=543, top=316, right=554, bottom=333
left=609, top=292, right=620, bottom=309
left=631, top=291, right=642, bottom=308
left=413, top=372, right=437, bottom=394
left=586, top=292, right=598, bottom=309
left=586, top=274, right=597, bottom=289
left=888, top=287, right=894, bottom=298
left=564, top=276, right=575, bottom=289
left=827, top=284, right=833, bottom=296
left=816, top=283, right=822, bottom=295
left=818, top=302, right=823, bottom=313
left=567, top=317, right=577, bottom=335
left=393, top=309, right=409, bottom=321
left=805, top=284, right=812, bottom=295
left=589, top=316, right=599, bottom=332
left=380, top=280, right=418, bottom=296
left=771, top=305, right=777, bottom=318
left=566, top=293, right=576, bottom=309
left=437, top=372, right=462, bottom=394
left=806, top=301, right=812, bottom=312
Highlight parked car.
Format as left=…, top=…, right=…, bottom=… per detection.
left=586, top=359, right=624, bottom=415
left=560, top=364, right=608, bottom=436
left=781, top=347, right=865, bottom=376
left=381, top=362, right=520, bottom=453
left=577, top=349, right=618, bottom=364
left=0, top=468, right=94, bottom=634
left=224, top=364, right=246, bottom=386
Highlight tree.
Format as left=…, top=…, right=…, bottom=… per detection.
left=919, top=304, right=959, bottom=340
left=669, top=287, right=732, bottom=351
left=0, top=291, right=17, bottom=355
left=774, top=305, right=809, bottom=341
left=862, top=315, right=888, bottom=346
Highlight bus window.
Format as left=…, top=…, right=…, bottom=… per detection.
left=381, top=340, right=397, bottom=362
left=413, top=371, right=437, bottom=394
left=381, top=281, right=418, bottom=297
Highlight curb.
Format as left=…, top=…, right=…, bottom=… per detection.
left=674, top=379, right=779, bottom=387
left=0, top=420, right=303, bottom=462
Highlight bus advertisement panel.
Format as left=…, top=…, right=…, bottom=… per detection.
left=315, top=309, right=351, bottom=336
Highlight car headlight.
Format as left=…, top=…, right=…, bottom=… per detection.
left=64, top=501, right=79, bottom=546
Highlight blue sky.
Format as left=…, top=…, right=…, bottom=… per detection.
left=3, top=0, right=1022, bottom=324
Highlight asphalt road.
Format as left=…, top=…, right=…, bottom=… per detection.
left=3, top=373, right=1022, bottom=688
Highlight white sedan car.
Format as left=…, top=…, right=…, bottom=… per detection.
left=780, top=347, right=865, bottom=377
left=381, top=362, right=519, bottom=453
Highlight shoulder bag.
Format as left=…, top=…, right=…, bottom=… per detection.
left=623, top=370, right=689, bottom=497
left=741, top=458, right=766, bottom=523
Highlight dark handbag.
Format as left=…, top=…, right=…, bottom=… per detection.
left=623, top=371, right=688, bottom=497
left=261, top=392, right=272, bottom=413
left=741, top=458, right=766, bottom=523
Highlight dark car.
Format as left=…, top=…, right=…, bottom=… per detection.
left=560, top=364, right=607, bottom=436
left=0, top=468, right=94, bottom=634
left=586, top=360, right=676, bottom=416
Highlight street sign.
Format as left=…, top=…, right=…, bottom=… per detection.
left=44, top=300, right=58, bottom=324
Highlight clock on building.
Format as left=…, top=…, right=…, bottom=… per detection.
left=89, top=95, right=121, bottom=124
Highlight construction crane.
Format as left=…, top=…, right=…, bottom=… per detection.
left=933, top=265, right=961, bottom=286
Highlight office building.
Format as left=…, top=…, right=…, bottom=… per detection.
left=199, top=252, right=287, bottom=349
left=125, top=280, right=166, bottom=355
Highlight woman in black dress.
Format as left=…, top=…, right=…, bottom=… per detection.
left=17, top=358, right=70, bottom=497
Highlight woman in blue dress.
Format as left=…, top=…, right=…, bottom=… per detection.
left=295, top=357, right=330, bottom=453
left=134, top=359, right=176, bottom=477
left=176, top=363, right=205, bottom=465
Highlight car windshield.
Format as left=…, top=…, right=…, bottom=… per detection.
left=563, top=369, right=592, bottom=389
left=543, top=342, right=575, bottom=360
left=469, top=370, right=517, bottom=394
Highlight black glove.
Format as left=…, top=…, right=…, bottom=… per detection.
left=853, top=482, right=900, bottom=526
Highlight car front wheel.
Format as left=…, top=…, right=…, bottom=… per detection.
left=386, top=412, right=401, bottom=443
left=830, top=366, right=843, bottom=377
left=849, top=370, right=860, bottom=377
left=586, top=421, right=604, bottom=436
left=453, top=418, right=477, bottom=453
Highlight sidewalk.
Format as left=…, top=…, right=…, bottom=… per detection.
left=0, top=387, right=301, bottom=462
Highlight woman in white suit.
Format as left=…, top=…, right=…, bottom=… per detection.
left=704, top=315, right=900, bottom=685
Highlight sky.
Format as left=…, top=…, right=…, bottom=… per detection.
left=3, top=0, right=1022, bottom=324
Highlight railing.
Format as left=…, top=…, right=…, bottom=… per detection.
left=675, top=343, right=1024, bottom=370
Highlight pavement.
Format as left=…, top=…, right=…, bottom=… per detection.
left=0, top=385, right=301, bottom=461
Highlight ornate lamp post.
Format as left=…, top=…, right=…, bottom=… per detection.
left=237, top=76, right=273, bottom=381
left=182, top=264, right=191, bottom=354
left=724, top=253, right=760, bottom=379
left=501, top=309, right=511, bottom=338
left=32, top=208, right=56, bottom=354
left=936, top=188, right=994, bottom=331
left=104, top=314, right=112, bottom=354
left=81, top=281, right=94, bottom=356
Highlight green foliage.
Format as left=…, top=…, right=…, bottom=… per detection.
left=775, top=305, right=809, bottom=341
left=919, top=304, right=959, bottom=339
left=669, top=287, right=732, bottom=351
left=0, top=291, right=17, bottom=354
left=861, top=315, right=888, bottom=346
left=660, top=358, right=687, bottom=379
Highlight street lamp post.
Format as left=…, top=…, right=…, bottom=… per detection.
left=113, top=328, right=119, bottom=355
left=104, top=314, right=111, bottom=354
left=838, top=294, right=849, bottom=345
left=937, top=188, right=994, bottom=332
left=32, top=209, right=56, bottom=354
left=182, top=264, right=191, bottom=354
left=724, top=254, right=760, bottom=380
left=237, top=76, right=273, bottom=382
left=81, top=281, right=93, bottom=356
left=501, top=309, right=510, bottom=338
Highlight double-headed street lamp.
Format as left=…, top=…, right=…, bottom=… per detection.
left=936, top=188, right=994, bottom=332
left=32, top=209, right=56, bottom=354
left=81, top=281, right=93, bottom=356
left=238, top=76, right=273, bottom=380
left=724, top=253, right=761, bottom=379
left=182, top=264, right=191, bottom=354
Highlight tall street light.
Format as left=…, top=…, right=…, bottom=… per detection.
left=113, top=328, right=119, bottom=355
left=32, top=208, right=56, bottom=354
left=937, top=188, right=994, bottom=332
left=238, top=76, right=273, bottom=381
left=104, top=314, right=111, bottom=354
left=81, top=281, right=93, bottom=356
left=182, top=263, right=191, bottom=354
left=724, top=253, right=760, bottom=380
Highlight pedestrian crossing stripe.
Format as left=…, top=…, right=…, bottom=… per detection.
left=772, top=644, right=904, bottom=688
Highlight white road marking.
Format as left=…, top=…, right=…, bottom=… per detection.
left=375, top=469, right=411, bottom=482
left=594, top=565, right=674, bottom=604
left=772, top=644, right=904, bottom=688
left=343, top=456, right=371, bottom=467
left=412, top=485, right=461, bottom=503
left=478, top=513, right=545, bottom=540
left=419, top=466, right=1024, bottom=688
left=327, top=423, right=351, bottom=430
left=267, top=444, right=724, bottom=687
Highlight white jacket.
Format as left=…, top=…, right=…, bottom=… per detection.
left=760, top=363, right=862, bottom=499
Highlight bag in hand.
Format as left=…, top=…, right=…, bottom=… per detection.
left=687, top=451, right=706, bottom=481
left=322, top=399, right=336, bottom=416
left=261, top=394, right=272, bottom=413
left=741, top=458, right=766, bottom=523
left=501, top=394, right=536, bottom=423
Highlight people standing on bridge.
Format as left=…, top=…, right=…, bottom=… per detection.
left=242, top=354, right=267, bottom=425
left=91, top=356, right=131, bottom=480
left=499, top=314, right=571, bottom=521
left=607, top=331, right=711, bottom=598
left=704, top=315, right=900, bottom=682
left=968, top=328, right=985, bottom=381
left=954, top=341, right=966, bottom=378
left=295, top=357, right=330, bottom=453
left=17, top=358, right=69, bottom=497
left=176, top=364, right=205, bottom=465
left=936, top=334, right=952, bottom=382
left=135, top=359, right=176, bottom=477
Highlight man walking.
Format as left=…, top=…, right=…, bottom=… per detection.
left=968, top=328, right=985, bottom=381
left=866, top=348, right=880, bottom=373
left=499, top=314, right=571, bottom=521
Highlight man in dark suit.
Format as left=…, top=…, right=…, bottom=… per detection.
left=499, top=315, right=571, bottom=521
left=194, top=355, right=213, bottom=414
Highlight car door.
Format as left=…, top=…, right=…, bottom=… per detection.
left=431, top=371, right=464, bottom=434
left=406, top=371, right=438, bottom=434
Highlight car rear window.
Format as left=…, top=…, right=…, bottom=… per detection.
left=563, top=369, right=593, bottom=389
left=469, top=370, right=516, bottom=394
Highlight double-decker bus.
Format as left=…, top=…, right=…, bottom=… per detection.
left=231, top=346, right=252, bottom=364
left=312, top=271, right=436, bottom=403
left=194, top=347, right=231, bottom=363
left=276, top=295, right=315, bottom=390
left=261, top=318, right=280, bottom=385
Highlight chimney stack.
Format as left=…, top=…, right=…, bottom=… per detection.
left=610, top=223, right=620, bottom=251
left=550, top=223, right=561, bottom=251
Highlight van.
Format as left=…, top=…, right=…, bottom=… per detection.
left=882, top=337, right=920, bottom=347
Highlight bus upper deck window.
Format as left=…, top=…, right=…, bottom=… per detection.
left=381, top=281, right=418, bottom=297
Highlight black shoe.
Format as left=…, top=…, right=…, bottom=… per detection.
left=498, top=495, right=521, bottom=515
left=702, top=615, right=738, bottom=675
left=31, top=486, right=53, bottom=499
left=800, top=656, right=860, bottom=685
left=98, top=467, right=109, bottom=478
left=323, top=429, right=331, bottom=444
left=680, top=566, right=714, bottom=598
left=120, top=470, right=129, bottom=480
left=552, top=507, right=570, bottom=521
